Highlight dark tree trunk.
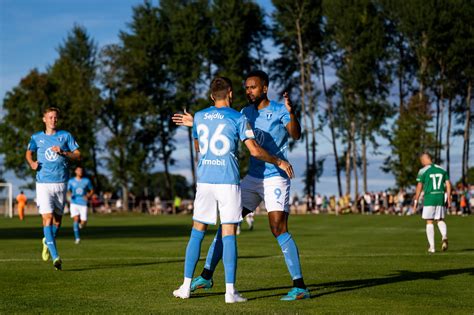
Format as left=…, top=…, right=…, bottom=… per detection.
left=320, top=59, right=342, bottom=197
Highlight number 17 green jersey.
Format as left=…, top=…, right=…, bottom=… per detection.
left=416, top=164, right=449, bottom=206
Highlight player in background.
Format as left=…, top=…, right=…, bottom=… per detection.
left=67, top=166, right=93, bottom=244
left=172, top=77, right=294, bottom=303
left=25, top=107, right=81, bottom=270
left=16, top=191, right=27, bottom=221
left=172, top=70, right=309, bottom=301
left=413, top=152, right=451, bottom=253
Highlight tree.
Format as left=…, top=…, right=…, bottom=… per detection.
left=0, top=70, right=56, bottom=187
left=383, top=93, right=437, bottom=188
left=323, top=0, right=392, bottom=198
left=272, top=0, right=324, bottom=197
left=117, top=1, right=176, bottom=201
left=160, top=0, right=211, bottom=190
left=209, top=0, right=268, bottom=175
left=48, top=25, right=102, bottom=190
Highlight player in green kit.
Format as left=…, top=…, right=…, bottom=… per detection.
left=413, top=152, right=452, bottom=253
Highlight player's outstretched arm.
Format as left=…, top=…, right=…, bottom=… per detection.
left=244, top=139, right=294, bottom=178
left=172, top=109, right=194, bottom=127
left=25, top=150, right=38, bottom=170
left=283, top=92, right=302, bottom=140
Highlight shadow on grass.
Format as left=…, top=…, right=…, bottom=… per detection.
left=0, top=225, right=195, bottom=240
left=63, top=255, right=274, bottom=272
left=192, top=268, right=474, bottom=301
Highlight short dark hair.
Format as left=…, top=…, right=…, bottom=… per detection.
left=420, top=151, right=433, bottom=159
left=43, top=107, right=60, bottom=116
left=210, top=77, right=232, bottom=100
left=245, top=70, right=269, bottom=87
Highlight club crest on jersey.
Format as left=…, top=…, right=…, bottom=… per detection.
left=266, top=112, right=272, bottom=120
left=45, top=147, right=59, bottom=161
left=254, top=129, right=265, bottom=145
left=58, top=136, right=64, bottom=142
left=204, top=113, right=224, bottom=120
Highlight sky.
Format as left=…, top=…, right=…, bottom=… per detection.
left=0, top=0, right=467, bottom=198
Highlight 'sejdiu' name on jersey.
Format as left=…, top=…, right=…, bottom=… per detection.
left=28, top=130, right=79, bottom=183
left=68, top=177, right=93, bottom=206
left=241, top=100, right=291, bottom=179
left=192, top=106, right=254, bottom=185
left=416, top=164, right=449, bottom=206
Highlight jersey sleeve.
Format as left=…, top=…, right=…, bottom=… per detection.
left=67, top=179, right=72, bottom=192
left=280, top=104, right=291, bottom=126
left=66, top=132, right=79, bottom=152
left=416, top=169, right=424, bottom=183
left=27, top=136, right=37, bottom=151
left=444, top=169, right=450, bottom=181
left=238, top=115, right=255, bottom=142
left=192, top=115, right=198, bottom=139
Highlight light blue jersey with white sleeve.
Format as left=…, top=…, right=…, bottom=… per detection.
left=192, top=106, right=255, bottom=185
left=241, top=100, right=291, bottom=179
left=27, top=130, right=79, bottom=183
left=67, top=177, right=93, bottom=206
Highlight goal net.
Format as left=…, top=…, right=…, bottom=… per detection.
left=0, top=183, right=13, bottom=218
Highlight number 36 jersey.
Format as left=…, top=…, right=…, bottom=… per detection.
left=192, top=106, right=255, bottom=185
left=416, top=164, right=449, bottom=206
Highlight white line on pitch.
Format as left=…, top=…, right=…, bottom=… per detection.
left=0, top=252, right=472, bottom=263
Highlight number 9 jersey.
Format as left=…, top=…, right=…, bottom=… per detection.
left=192, top=106, right=255, bottom=185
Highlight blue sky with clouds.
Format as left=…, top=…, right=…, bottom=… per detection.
left=0, top=0, right=465, bottom=198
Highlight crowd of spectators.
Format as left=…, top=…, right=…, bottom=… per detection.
left=292, top=184, right=473, bottom=216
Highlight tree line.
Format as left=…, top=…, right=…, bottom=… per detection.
left=0, top=0, right=472, bottom=204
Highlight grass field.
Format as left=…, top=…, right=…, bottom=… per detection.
left=0, top=213, right=473, bottom=314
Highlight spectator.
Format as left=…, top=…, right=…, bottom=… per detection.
left=173, top=195, right=182, bottom=213
left=16, top=191, right=27, bottom=221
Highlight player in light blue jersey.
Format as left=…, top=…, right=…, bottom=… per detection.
left=25, top=107, right=81, bottom=270
left=67, top=166, right=93, bottom=244
left=173, top=70, right=308, bottom=301
left=172, top=77, right=294, bottom=304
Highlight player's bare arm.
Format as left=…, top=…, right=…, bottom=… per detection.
left=413, top=182, right=423, bottom=212
left=445, top=180, right=452, bottom=207
left=86, top=189, right=94, bottom=201
left=244, top=139, right=294, bottom=178
left=193, top=139, right=200, bottom=154
left=25, top=150, right=38, bottom=170
left=51, top=147, right=81, bottom=161
left=283, top=92, right=301, bottom=140
left=172, top=109, right=193, bottom=127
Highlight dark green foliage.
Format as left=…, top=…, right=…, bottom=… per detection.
left=383, top=94, right=437, bottom=188
left=49, top=25, right=102, bottom=188
left=0, top=70, right=55, bottom=184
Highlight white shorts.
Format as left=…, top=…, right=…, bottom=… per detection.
left=36, top=183, right=67, bottom=215
left=241, top=175, right=290, bottom=212
left=422, top=206, right=446, bottom=220
left=193, top=183, right=242, bottom=225
left=70, top=203, right=88, bottom=221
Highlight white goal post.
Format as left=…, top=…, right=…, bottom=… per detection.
left=0, top=183, right=13, bottom=218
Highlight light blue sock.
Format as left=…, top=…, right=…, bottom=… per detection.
left=204, top=226, right=223, bottom=271
left=52, top=225, right=59, bottom=238
left=184, top=228, right=205, bottom=278
left=43, top=225, right=59, bottom=260
left=277, top=232, right=302, bottom=280
left=73, top=222, right=80, bottom=240
left=222, top=235, right=237, bottom=284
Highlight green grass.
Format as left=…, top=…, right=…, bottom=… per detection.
left=0, top=213, right=473, bottom=314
